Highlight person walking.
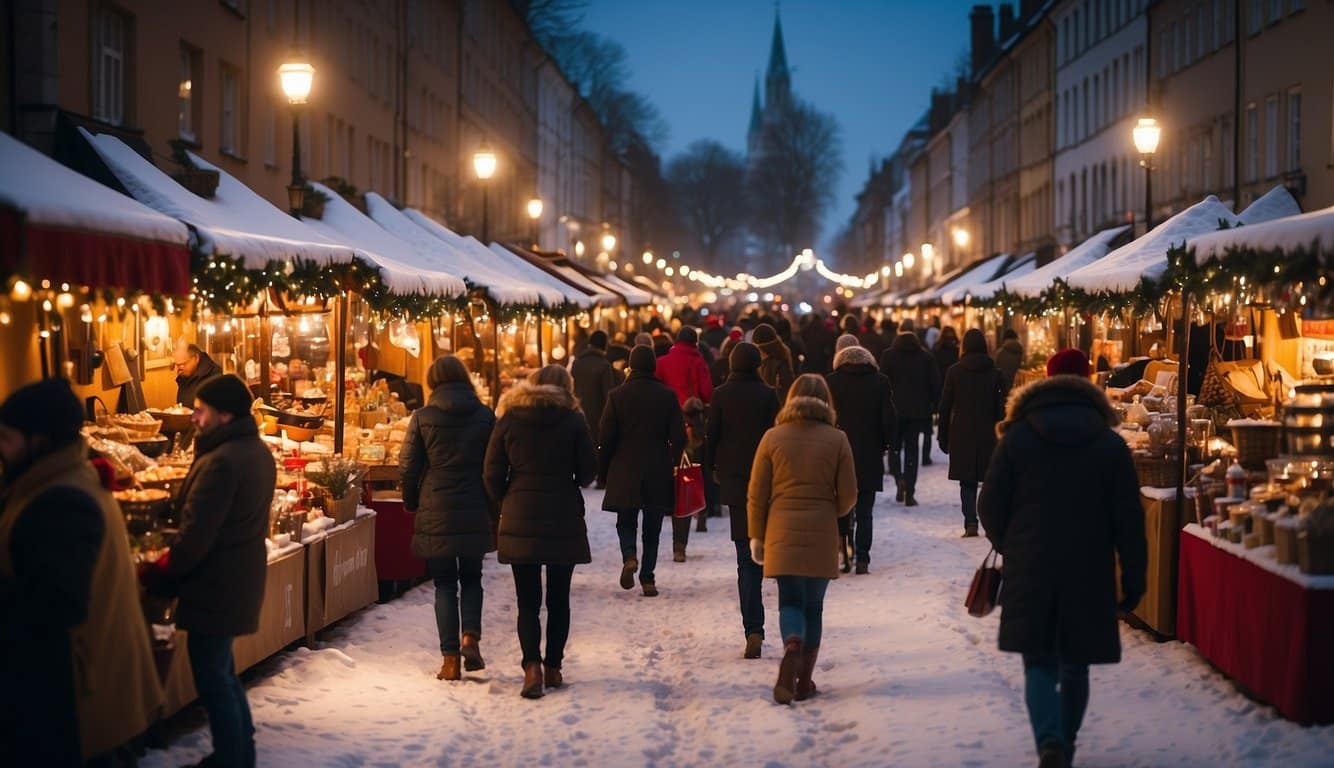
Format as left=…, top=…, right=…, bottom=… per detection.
left=147, top=374, right=275, bottom=768
left=926, top=326, right=960, bottom=468
left=599, top=346, right=687, bottom=597
left=0, top=379, right=162, bottom=767
left=400, top=355, right=496, bottom=681
left=937, top=329, right=1005, bottom=538
left=753, top=322, right=796, bottom=403
left=710, top=331, right=742, bottom=388
left=825, top=342, right=896, bottom=574
left=799, top=313, right=837, bottom=374
left=655, top=326, right=714, bottom=406
left=879, top=329, right=939, bottom=506
left=672, top=397, right=708, bottom=553
left=995, top=328, right=1026, bottom=393
left=979, top=349, right=1146, bottom=768
left=484, top=365, right=597, bottom=699
left=705, top=342, right=781, bottom=659
left=858, top=316, right=887, bottom=361
left=748, top=375, right=857, bottom=704
left=569, top=330, right=621, bottom=441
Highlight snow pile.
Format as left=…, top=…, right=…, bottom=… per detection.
left=509, top=250, right=621, bottom=307
left=483, top=243, right=595, bottom=309
left=909, top=253, right=1010, bottom=307
left=1008, top=225, right=1131, bottom=297
left=1189, top=205, right=1334, bottom=264
left=593, top=271, right=656, bottom=307
left=1238, top=185, right=1301, bottom=226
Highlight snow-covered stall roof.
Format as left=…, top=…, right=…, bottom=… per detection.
left=941, top=252, right=1038, bottom=304
left=1187, top=205, right=1334, bottom=263
left=485, top=243, right=594, bottom=309
left=907, top=253, right=1010, bottom=307
left=1238, top=185, right=1301, bottom=226
left=491, top=244, right=620, bottom=307
left=592, top=272, right=655, bottom=307
left=1006, top=225, right=1130, bottom=297
left=83, top=130, right=355, bottom=268
left=0, top=132, right=191, bottom=293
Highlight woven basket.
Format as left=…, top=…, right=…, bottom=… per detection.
left=110, top=414, right=163, bottom=436
left=1133, top=453, right=1177, bottom=488
left=1230, top=424, right=1282, bottom=470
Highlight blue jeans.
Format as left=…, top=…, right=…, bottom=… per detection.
left=733, top=536, right=764, bottom=638
left=428, top=556, right=483, bottom=654
left=775, top=576, right=829, bottom=647
left=960, top=482, right=979, bottom=527
left=188, top=633, right=255, bottom=767
left=617, top=509, right=665, bottom=583
left=1022, top=653, right=1090, bottom=756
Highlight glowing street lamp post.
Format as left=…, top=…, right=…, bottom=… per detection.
left=278, top=58, right=314, bottom=216
left=473, top=142, right=497, bottom=242
left=1133, top=117, right=1162, bottom=234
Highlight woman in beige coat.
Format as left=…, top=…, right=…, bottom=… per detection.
left=748, top=374, right=858, bottom=704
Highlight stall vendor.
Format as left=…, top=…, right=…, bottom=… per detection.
left=173, top=339, right=222, bottom=407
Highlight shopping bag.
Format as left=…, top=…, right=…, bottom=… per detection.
left=965, top=548, right=1003, bottom=617
left=673, top=454, right=706, bottom=518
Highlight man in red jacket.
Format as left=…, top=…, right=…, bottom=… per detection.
left=655, top=326, right=713, bottom=406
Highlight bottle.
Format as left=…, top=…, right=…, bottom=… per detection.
left=1226, top=461, right=1247, bottom=500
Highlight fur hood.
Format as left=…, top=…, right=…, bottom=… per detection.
left=833, top=344, right=877, bottom=370
left=776, top=395, right=836, bottom=426
left=998, top=374, right=1118, bottom=436
left=496, top=382, right=580, bottom=417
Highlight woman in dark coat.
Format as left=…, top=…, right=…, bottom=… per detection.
left=484, top=365, right=597, bottom=699
left=753, top=323, right=796, bottom=403
left=978, top=349, right=1147, bottom=767
left=878, top=331, right=940, bottom=506
left=401, top=355, right=496, bottom=681
left=936, top=329, right=1005, bottom=538
left=599, top=345, right=687, bottom=597
left=824, top=343, right=896, bottom=574
left=932, top=326, right=960, bottom=386
left=705, top=342, right=780, bottom=659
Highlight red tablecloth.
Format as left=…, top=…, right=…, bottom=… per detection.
left=368, top=499, right=425, bottom=581
left=1177, top=525, right=1334, bottom=724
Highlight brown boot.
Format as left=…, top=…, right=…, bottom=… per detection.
left=743, top=633, right=763, bottom=659
left=640, top=579, right=659, bottom=597
left=695, top=514, right=708, bottom=532
left=520, top=661, right=544, bottom=699
left=795, top=646, right=820, bottom=701
left=436, top=654, right=461, bottom=681
left=772, top=637, right=803, bottom=705
left=460, top=632, right=485, bottom=672
left=619, top=558, right=638, bottom=590
left=673, top=544, right=687, bottom=563
left=543, top=665, right=563, bottom=689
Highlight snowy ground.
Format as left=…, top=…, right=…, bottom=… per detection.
left=144, top=447, right=1334, bottom=768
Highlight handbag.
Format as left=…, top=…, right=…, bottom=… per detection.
left=965, top=547, right=1003, bottom=618
left=673, top=453, right=706, bottom=518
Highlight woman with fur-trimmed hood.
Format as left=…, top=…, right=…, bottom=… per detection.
left=747, top=375, right=858, bottom=705
left=484, top=365, right=598, bottom=700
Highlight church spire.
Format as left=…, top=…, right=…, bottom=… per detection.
left=748, top=76, right=763, bottom=137
left=765, top=6, right=792, bottom=113
left=767, top=8, right=789, bottom=80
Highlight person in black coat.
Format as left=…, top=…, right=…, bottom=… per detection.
left=705, top=342, right=780, bottom=659
left=937, top=329, right=1005, bottom=538
left=825, top=343, right=896, bottom=574
left=599, top=346, right=687, bottom=597
left=857, top=316, right=887, bottom=361
left=569, top=330, right=621, bottom=441
left=401, top=355, right=496, bottom=681
left=978, top=349, right=1147, bottom=767
left=879, top=330, right=940, bottom=505
left=484, top=365, right=597, bottom=699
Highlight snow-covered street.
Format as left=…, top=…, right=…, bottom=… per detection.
left=144, top=452, right=1334, bottom=767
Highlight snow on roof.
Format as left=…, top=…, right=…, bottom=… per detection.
left=485, top=243, right=594, bottom=308
left=943, top=252, right=1039, bottom=304
left=524, top=256, right=621, bottom=307
left=908, top=253, right=1010, bottom=306
left=1006, top=225, right=1131, bottom=297
left=1238, top=185, right=1300, bottom=226
left=1065, top=195, right=1239, bottom=292
left=300, top=182, right=465, bottom=298
left=591, top=272, right=654, bottom=307
left=1188, top=205, right=1334, bottom=263
left=0, top=132, right=189, bottom=247
left=82, top=130, right=355, bottom=267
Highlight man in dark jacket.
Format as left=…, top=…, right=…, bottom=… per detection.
left=599, top=346, right=686, bottom=597
left=825, top=344, right=896, bottom=574
left=705, top=342, right=780, bottom=659
left=151, top=374, right=275, bottom=768
left=978, top=349, right=1146, bottom=768
left=654, top=326, right=713, bottom=406
left=800, top=312, right=837, bottom=374
left=937, top=329, right=1005, bottom=537
left=879, top=331, right=940, bottom=506
left=569, top=330, right=621, bottom=439
left=994, top=328, right=1025, bottom=393
left=858, top=317, right=887, bottom=361
left=173, top=339, right=223, bottom=406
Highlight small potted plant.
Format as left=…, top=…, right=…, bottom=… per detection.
left=168, top=139, right=220, bottom=198
left=301, top=183, right=331, bottom=219
left=305, top=456, right=363, bottom=525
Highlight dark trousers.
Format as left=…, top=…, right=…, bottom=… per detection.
left=775, top=575, right=830, bottom=647
left=733, top=533, right=764, bottom=639
left=896, top=418, right=930, bottom=496
left=922, top=415, right=934, bottom=462
left=960, top=482, right=979, bottom=527
left=1022, top=653, right=1090, bottom=756
left=428, top=556, right=483, bottom=654
left=844, top=490, right=875, bottom=563
left=187, top=633, right=255, bottom=768
left=616, top=509, right=665, bottom=583
left=672, top=514, right=691, bottom=551
left=511, top=563, right=575, bottom=669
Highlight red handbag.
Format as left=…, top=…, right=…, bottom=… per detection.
left=965, top=548, right=1003, bottom=617
left=673, top=453, right=707, bottom=518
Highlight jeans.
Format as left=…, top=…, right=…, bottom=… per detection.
left=897, top=418, right=930, bottom=496
left=511, top=563, right=575, bottom=668
left=188, top=633, right=255, bottom=768
left=1022, top=653, right=1090, bottom=756
left=672, top=514, right=691, bottom=551
left=775, top=575, right=830, bottom=648
left=428, top=556, right=483, bottom=654
left=851, top=490, right=876, bottom=563
left=733, top=537, right=765, bottom=638
left=960, top=482, right=979, bottom=527
left=616, top=509, right=665, bottom=583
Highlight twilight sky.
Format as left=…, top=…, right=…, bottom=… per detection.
left=581, top=0, right=982, bottom=263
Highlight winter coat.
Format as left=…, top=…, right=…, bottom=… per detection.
left=748, top=396, right=858, bottom=579
left=858, top=330, right=887, bottom=361
left=932, top=341, right=960, bottom=399
left=937, top=352, right=1005, bottom=484
left=705, top=371, right=781, bottom=540
left=879, top=332, right=941, bottom=420
left=825, top=346, right=896, bottom=493
left=484, top=383, right=597, bottom=565
left=655, top=340, right=714, bottom=406
left=709, top=354, right=731, bottom=389
left=757, top=338, right=797, bottom=404
left=994, top=338, right=1025, bottom=393
left=400, top=382, right=496, bottom=560
left=163, top=417, right=275, bottom=636
left=570, top=347, right=620, bottom=438
left=978, top=375, right=1147, bottom=665
left=800, top=322, right=837, bottom=374
left=598, top=371, right=687, bottom=513
left=174, top=352, right=222, bottom=407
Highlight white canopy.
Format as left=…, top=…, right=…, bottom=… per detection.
left=1238, top=185, right=1301, bottom=225
left=941, top=252, right=1038, bottom=304
left=487, top=243, right=595, bottom=308
left=592, top=272, right=654, bottom=307
left=1187, top=204, right=1334, bottom=263
left=1006, top=225, right=1130, bottom=297
left=512, top=252, right=621, bottom=307
left=907, top=253, right=1010, bottom=307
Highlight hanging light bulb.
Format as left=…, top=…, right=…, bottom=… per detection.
left=10, top=279, right=32, bottom=301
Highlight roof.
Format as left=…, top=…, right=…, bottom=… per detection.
left=1188, top=204, right=1334, bottom=263
left=942, top=252, right=1039, bottom=304
left=907, top=252, right=1011, bottom=306
left=1006, top=225, right=1130, bottom=297
left=485, top=243, right=595, bottom=308
left=493, top=244, right=621, bottom=308
left=767, top=12, right=789, bottom=78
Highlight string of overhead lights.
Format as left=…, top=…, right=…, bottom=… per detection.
left=639, top=248, right=880, bottom=293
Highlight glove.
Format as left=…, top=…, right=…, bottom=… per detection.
left=749, top=538, right=764, bottom=566
left=1118, top=592, right=1143, bottom=613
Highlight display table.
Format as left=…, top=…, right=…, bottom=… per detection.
left=305, top=509, right=380, bottom=644
left=1129, top=488, right=1188, bottom=637
left=1177, top=524, right=1334, bottom=724
left=368, top=497, right=425, bottom=581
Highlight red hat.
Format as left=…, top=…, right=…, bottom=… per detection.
left=728, top=328, right=743, bottom=342
left=706, top=316, right=723, bottom=328
left=1046, top=348, right=1090, bottom=378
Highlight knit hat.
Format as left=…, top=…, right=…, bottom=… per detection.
left=0, top=377, right=85, bottom=441
left=728, top=342, right=762, bottom=374
left=752, top=323, right=778, bottom=344
left=676, top=326, right=698, bottom=345
left=1046, top=348, right=1090, bottom=378
left=589, top=330, right=608, bottom=350
left=629, top=345, right=657, bottom=373
left=195, top=374, right=254, bottom=419
left=835, top=333, right=860, bottom=352
left=728, top=328, right=743, bottom=343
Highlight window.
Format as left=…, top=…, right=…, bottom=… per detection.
left=1289, top=0, right=1304, bottom=11
left=1265, top=96, right=1279, bottom=177
left=346, top=126, right=355, bottom=180
left=1159, top=29, right=1169, bottom=78
left=1221, top=0, right=1235, bottom=43
left=92, top=6, right=128, bottom=125
left=1204, top=127, right=1214, bottom=190
left=1268, top=0, right=1282, bottom=22
left=220, top=65, right=239, bottom=154
left=263, top=99, right=276, bottom=166
left=1083, top=79, right=1090, bottom=139
left=1174, top=21, right=1184, bottom=71
left=1249, top=0, right=1263, bottom=34
left=1093, top=76, right=1100, bottom=131
left=1073, top=10, right=1081, bottom=53
left=1063, top=17, right=1071, bottom=62
left=178, top=45, right=198, bottom=141
left=1199, top=3, right=1210, bottom=54
left=1245, top=102, right=1258, bottom=181
left=1222, top=117, right=1234, bottom=188
left=1287, top=88, right=1301, bottom=171
left=1184, top=12, right=1194, bottom=64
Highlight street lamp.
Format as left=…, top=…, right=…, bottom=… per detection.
left=473, top=141, right=497, bottom=242
left=1133, top=117, right=1162, bottom=234
left=642, top=251, right=654, bottom=264
left=526, top=197, right=543, bottom=247
left=903, top=251, right=916, bottom=270
left=601, top=232, right=617, bottom=253
left=951, top=227, right=970, bottom=248
left=278, top=57, right=315, bottom=216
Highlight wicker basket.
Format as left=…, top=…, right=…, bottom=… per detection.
left=1230, top=423, right=1282, bottom=470
left=110, top=414, right=163, bottom=436
left=1133, top=452, right=1178, bottom=488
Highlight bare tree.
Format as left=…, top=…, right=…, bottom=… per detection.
left=545, top=31, right=667, bottom=155
left=666, top=140, right=749, bottom=269
left=513, top=0, right=587, bottom=44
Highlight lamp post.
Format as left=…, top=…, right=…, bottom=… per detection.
left=1133, top=117, right=1162, bottom=235
left=526, top=197, right=543, bottom=248
left=278, top=57, right=314, bottom=216
left=473, top=141, right=497, bottom=242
